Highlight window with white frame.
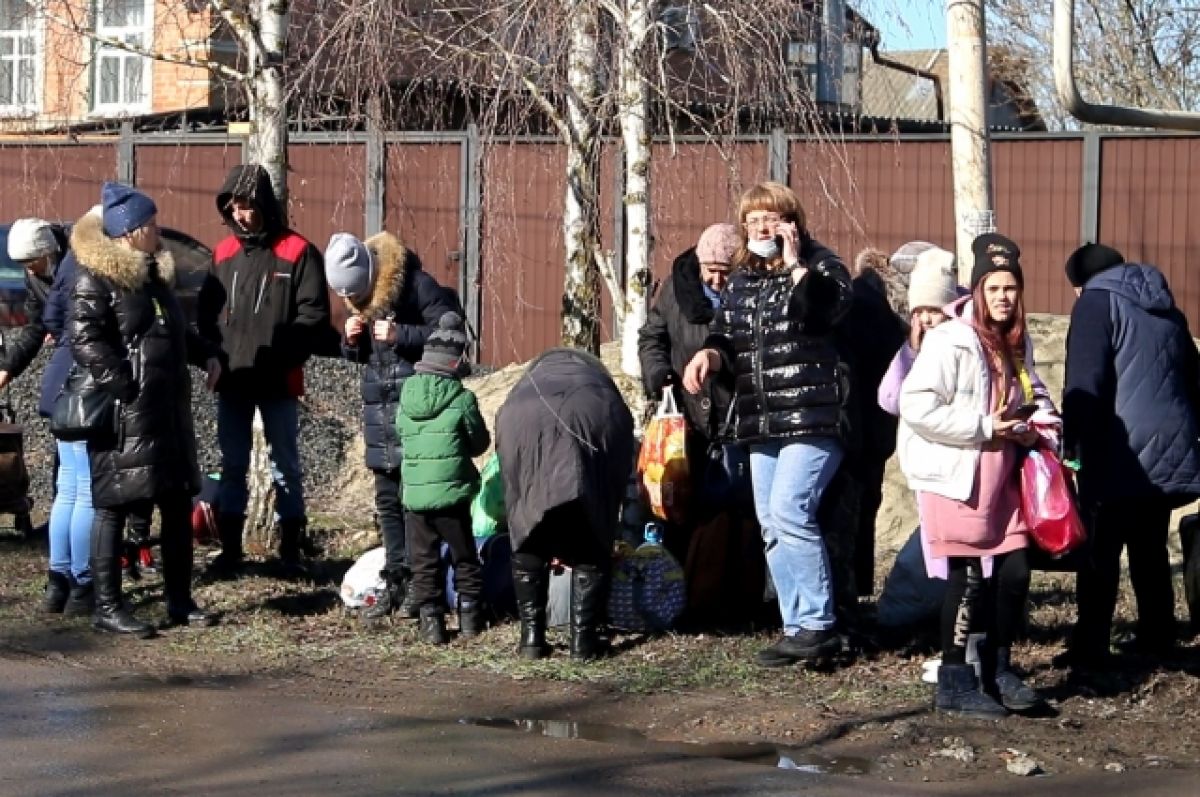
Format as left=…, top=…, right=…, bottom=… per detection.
left=0, top=0, right=38, bottom=112
left=93, top=0, right=151, bottom=113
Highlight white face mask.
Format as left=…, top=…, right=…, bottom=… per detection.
left=747, top=238, right=779, bottom=259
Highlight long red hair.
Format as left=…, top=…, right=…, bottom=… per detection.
left=970, top=277, right=1027, bottom=367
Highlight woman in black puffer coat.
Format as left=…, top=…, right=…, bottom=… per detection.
left=327, top=231, right=454, bottom=621
left=683, top=181, right=852, bottom=668
left=69, top=186, right=221, bottom=638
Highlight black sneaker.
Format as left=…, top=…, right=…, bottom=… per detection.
left=755, top=629, right=842, bottom=667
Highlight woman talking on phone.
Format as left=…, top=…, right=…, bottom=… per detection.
left=898, top=233, right=1058, bottom=718
left=682, top=181, right=852, bottom=667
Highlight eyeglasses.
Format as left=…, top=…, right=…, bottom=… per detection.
left=743, top=213, right=783, bottom=226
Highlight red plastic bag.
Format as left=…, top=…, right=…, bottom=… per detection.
left=1020, top=446, right=1086, bottom=557
left=638, top=390, right=690, bottom=523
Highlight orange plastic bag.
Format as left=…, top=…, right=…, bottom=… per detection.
left=1020, top=446, right=1087, bottom=558
left=638, top=390, right=690, bottom=523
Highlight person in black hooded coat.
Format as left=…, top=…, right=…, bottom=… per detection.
left=326, top=231, right=455, bottom=620
left=1060, top=244, right=1200, bottom=665
left=197, top=164, right=332, bottom=577
left=496, top=348, right=634, bottom=661
left=69, top=186, right=221, bottom=637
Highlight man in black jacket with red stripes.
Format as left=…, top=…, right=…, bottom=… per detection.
left=198, top=164, right=332, bottom=577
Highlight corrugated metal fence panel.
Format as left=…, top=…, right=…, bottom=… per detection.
left=791, top=139, right=956, bottom=266
left=384, top=142, right=463, bottom=296
left=1099, top=137, right=1200, bottom=330
left=649, top=142, right=769, bottom=280
left=0, top=144, right=115, bottom=222
left=481, top=143, right=566, bottom=366
left=135, top=143, right=243, bottom=247
left=993, top=138, right=1083, bottom=317
left=287, top=143, right=368, bottom=247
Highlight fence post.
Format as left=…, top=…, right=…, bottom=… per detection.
left=118, top=121, right=135, bottom=185
left=461, top=124, right=483, bottom=361
left=769, top=127, right=789, bottom=184
left=365, top=114, right=385, bottom=236
left=1079, top=130, right=1101, bottom=245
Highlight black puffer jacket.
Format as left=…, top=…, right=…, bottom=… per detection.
left=340, top=232, right=454, bottom=471
left=706, top=237, right=853, bottom=444
left=68, top=212, right=213, bottom=508
left=637, top=247, right=735, bottom=440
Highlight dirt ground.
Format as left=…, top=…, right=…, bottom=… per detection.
left=2, top=316, right=1198, bottom=788
left=1, top=525, right=1197, bottom=788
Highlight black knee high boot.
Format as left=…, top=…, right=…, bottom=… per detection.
left=512, top=553, right=550, bottom=659
left=161, top=500, right=215, bottom=627
left=570, top=565, right=609, bottom=661
left=92, top=510, right=154, bottom=638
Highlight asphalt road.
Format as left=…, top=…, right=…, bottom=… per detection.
left=0, top=652, right=1194, bottom=796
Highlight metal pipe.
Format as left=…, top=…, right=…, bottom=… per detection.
left=1054, top=0, right=1200, bottom=130
left=869, top=44, right=944, bottom=122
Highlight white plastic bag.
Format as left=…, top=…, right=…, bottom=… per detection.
left=340, top=546, right=388, bottom=609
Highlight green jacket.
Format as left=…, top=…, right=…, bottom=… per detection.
left=395, top=373, right=491, bottom=512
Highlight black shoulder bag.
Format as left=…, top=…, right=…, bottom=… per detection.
left=701, top=397, right=754, bottom=511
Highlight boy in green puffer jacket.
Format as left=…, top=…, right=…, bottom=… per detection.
left=395, top=312, right=491, bottom=644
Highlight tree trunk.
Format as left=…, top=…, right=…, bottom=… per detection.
left=560, top=0, right=603, bottom=354
left=618, top=0, right=652, bottom=377
left=247, top=0, right=290, bottom=208
left=243, top=0, right=291, bottom=538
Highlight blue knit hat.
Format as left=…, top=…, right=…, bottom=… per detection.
left=101, top=181, right=157, bottom=238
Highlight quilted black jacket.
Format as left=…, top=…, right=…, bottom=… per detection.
left=1064, top=263, right=1200, bottom=506
left=705, top=238, right=853, bottom=444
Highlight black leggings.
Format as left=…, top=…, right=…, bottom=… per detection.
left=941, top=549, right=1030, bottom=664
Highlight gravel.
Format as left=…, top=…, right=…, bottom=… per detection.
left=2, top=348, right=369, bottom=521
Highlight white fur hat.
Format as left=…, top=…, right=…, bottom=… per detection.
left=7, top=218, right=59, bottom=262
left=907, top=247, right=958, bottom=311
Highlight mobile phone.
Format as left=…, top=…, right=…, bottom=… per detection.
left=1013, top=403, right=1038, bottom=421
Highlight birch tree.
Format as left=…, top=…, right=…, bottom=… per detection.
left=617, top=0, right=654, bottom=376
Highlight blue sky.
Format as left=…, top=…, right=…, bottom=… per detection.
left=867, top=0, right=948, bottom=51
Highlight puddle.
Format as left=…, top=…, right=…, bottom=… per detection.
left=459, top=717, right=871, bottom=775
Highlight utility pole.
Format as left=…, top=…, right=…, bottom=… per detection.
left=946, top=0, right=994, bottom=283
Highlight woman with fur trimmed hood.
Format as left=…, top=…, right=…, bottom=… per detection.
left=325, top=232, right=455, bottom=621
left=68, top=183, right=222, bottom=638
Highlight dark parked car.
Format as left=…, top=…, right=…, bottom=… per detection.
left=0, top=222, right=212, bottom=328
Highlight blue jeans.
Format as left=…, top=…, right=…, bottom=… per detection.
left=216, top=395, right=305, bottom=521
left=48, top=440, right=93, bottom=583
left=749, top=437, right=843, bottom=634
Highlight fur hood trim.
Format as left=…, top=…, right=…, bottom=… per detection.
left=69, top=210, right=175, bottom=290
left=854, top=246, right=908, bottom=319
left=343, top=231, right=409, bottom=318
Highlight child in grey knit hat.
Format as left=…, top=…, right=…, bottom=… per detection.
left=395, top=312, right=491, bottom=644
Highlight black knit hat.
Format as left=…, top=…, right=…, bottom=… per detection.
left=970, top=233, right=1023, bottom=289
left=416, top=312, right=468, bottom=377
left=1065, top=243, right=1124, bottom=288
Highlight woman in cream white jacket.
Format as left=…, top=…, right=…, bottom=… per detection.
left=899, top=233, right=1057, bottom=718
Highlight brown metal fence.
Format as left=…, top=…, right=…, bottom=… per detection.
left=2, top=131, right=1200, bottom=366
